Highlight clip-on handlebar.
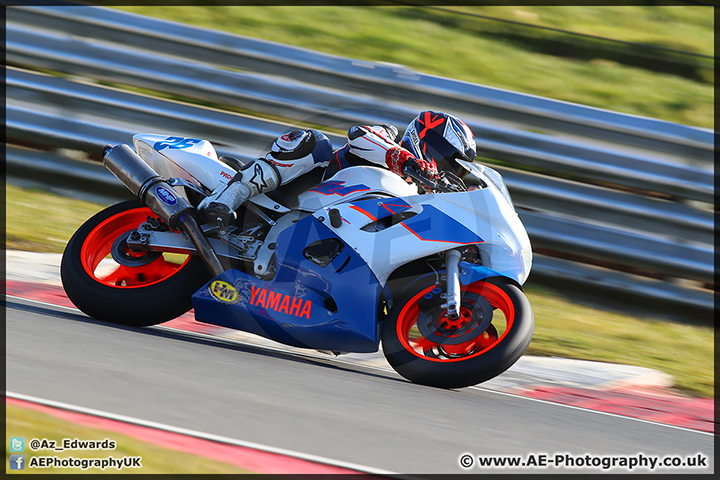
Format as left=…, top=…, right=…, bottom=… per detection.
left=402, top=166, right=466, bottom=193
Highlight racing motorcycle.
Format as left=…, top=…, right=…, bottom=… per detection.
left=61, top=133, right=534, bottom=389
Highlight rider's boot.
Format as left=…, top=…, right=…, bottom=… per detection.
left=199, top=159, right=280, bottom=228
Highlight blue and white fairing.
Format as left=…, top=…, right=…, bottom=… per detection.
left=191, top=164, right=531, bottom=353
left=191, top=214, right=384, bottom=352
left=302, top=166, right=532, bottom=287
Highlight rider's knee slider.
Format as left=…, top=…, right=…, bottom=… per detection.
left=265, top=129, right=332, bottom=184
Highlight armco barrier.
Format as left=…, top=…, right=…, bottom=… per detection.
left=7, top=6, right=714, bottom=158
left=6, top=12, right=713, bottom=197
left=5, top=6, right=714, bottom=313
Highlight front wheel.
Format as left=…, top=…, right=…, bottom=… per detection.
left=382, top=276, right=534, bottom=388
left=61, top=200, right=211, bottom=327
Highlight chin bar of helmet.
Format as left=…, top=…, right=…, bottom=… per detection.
left=103, top=144, right=224, bottom=278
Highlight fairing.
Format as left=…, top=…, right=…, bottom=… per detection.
left=307, top=167, right=532, bottom=286
left=296, top=166, right=418, bottom=212
left=191, top=215, right=383, bottom=353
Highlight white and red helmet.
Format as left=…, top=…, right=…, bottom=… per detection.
left=401, top=111, right=476, bottom=178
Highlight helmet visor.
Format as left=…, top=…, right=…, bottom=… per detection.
left=422, top=128, right=472, bottom=178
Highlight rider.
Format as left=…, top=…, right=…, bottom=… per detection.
left=199, top=110, right=477, bottom=227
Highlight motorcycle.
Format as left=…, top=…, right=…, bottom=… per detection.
left=61, top=133, right=534, bottom=389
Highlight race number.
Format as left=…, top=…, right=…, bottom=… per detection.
left=153, top=136, right=202, bottom=151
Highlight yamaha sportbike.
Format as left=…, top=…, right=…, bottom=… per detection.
left=61, top=134, right=534, bottom=388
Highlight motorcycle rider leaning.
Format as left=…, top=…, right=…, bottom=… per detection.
left=199, top=110, right=477, bottom=227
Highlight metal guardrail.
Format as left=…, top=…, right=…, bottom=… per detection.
left=5, top=6, right=714, bottom=312
left=8, top=6, right=714, bottom=158
left=6, top=146, right=131, bottom=204
left=6, top=13, right=713, bottom=205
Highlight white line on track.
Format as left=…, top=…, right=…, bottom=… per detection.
left=6, top=390, right=397, bottom=476
left=7, top=294, right=713, bottom=437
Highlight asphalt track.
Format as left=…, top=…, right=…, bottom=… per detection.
left=6, top=297, right=713, bottom=474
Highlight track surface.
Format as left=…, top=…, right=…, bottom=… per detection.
left=6, top=297, right=713, bottom=474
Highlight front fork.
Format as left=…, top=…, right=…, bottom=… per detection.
left=443, top=249, right=462, bottom=320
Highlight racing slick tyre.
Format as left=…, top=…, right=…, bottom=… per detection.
left=382, top=275, right=534, bottom=389
left=61, top=200, right=211, bottom=327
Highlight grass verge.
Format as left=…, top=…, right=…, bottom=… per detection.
left=5, top=184, right=109, bottom=253
left=523, top=285, right=713, bottom=398
left=5, top=183, right=714, bottom=397
left=5, top=404, right=249, bottom=474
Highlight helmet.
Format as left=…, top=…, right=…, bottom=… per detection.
left=400, top=111, right=476, bottom=179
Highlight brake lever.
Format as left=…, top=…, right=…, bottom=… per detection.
left=403, top=167, right=436, bottom=192
left=402, top=167, right=459, bottom=193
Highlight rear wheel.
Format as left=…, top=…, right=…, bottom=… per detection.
left=382, top=275, right=534, bottom=388
left=61, top=200, right=211, bottom=326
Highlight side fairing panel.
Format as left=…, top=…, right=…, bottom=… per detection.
left=314, top=188, right=532, bottom=286
left=191, top=216, right=383, bottom=353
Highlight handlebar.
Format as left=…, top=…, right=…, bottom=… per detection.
left=402, top=166, right=466, bottom=193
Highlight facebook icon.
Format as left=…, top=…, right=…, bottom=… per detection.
left=9, top=455, right=25, bottom=470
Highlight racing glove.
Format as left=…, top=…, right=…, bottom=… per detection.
left=385, top=147, right=438, bottom=180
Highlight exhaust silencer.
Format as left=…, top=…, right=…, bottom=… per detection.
left=103, top=144, right=224, bottom=277
left=103, top=144, right=193, bottom=229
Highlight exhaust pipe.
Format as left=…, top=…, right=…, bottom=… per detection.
left=103, top=144, right=189, bottom=228
left=103, top=144, right=224, bottom=277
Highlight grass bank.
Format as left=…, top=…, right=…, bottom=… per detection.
left=5, top=183, right=713, bottom=397
left=114, top=5, right=713, bottom=129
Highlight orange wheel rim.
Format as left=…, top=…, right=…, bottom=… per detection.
left=396, top=281, right=514, bottom=362
left=80, top=207, right=190, bottom=289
